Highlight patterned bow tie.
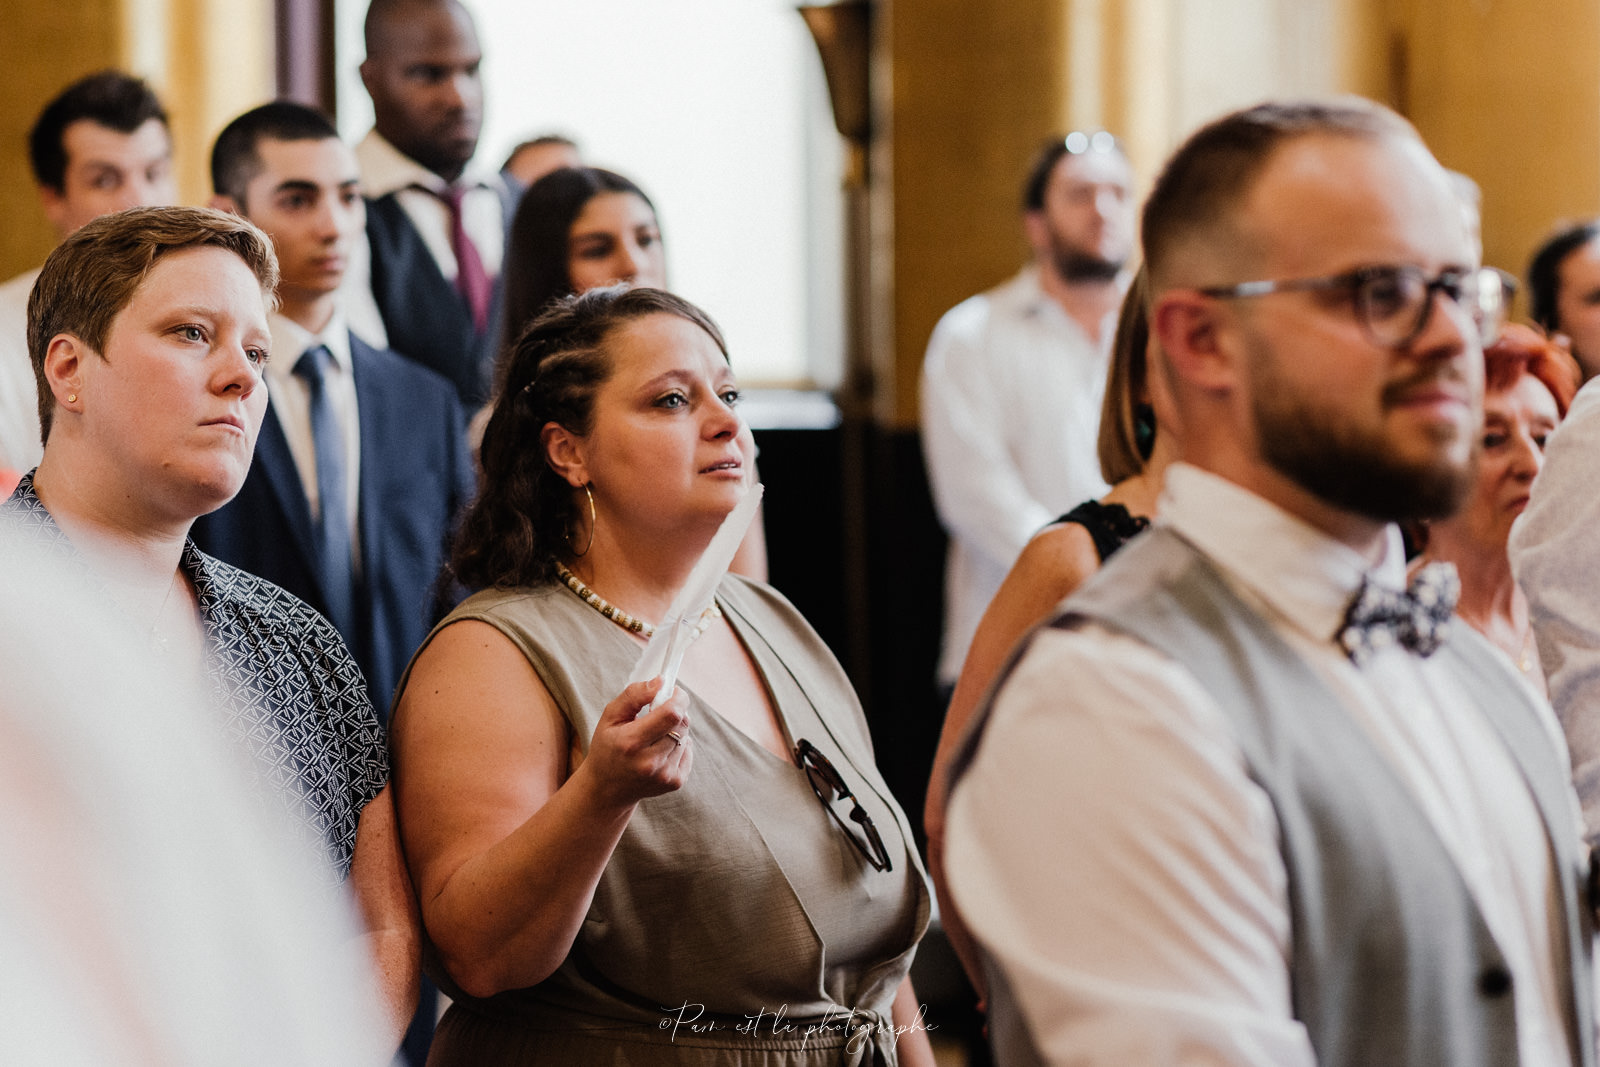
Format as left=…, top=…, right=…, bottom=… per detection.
left=1337, top=562, right=1459, bottom=665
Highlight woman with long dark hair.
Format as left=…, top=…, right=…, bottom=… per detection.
left=391, top=285, right=932, bottom=1065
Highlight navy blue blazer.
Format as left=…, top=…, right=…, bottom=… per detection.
left=366, top=179, right=518, bottom=407
left=192, top=333, right=475, bottom=716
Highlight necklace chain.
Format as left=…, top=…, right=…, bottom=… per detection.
left=555, top=561, right=725, bottom=641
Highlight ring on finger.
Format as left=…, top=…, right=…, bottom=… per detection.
left=667, top=730, right=686, bottom=747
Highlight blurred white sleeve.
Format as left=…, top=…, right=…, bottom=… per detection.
left=945, top=625, right=1316, bottom=1066
left=920, top=301, right=1058, bottom=571
left=1510, top=378, right=1600, bottom=843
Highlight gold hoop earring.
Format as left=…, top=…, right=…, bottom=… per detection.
left=569, top=483, right=596, bottom=557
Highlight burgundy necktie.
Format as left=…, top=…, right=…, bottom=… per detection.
left=443, top=184, right=492, bottom=334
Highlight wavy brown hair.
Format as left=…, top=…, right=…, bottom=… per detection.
left=1095, top=266, right=1152, bottom=485
left=453, top=285, right=728, bottom=590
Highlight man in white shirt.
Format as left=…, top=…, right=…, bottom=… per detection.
left=0, top=71, right=175, bottom=486
left=1510, top=334, right=1600, bottom=842
left=351, top=0, right=517, bottom=406
left=920, top=132, right=1134, bottom=695
left=946, top=99, right=1595, bottom=1066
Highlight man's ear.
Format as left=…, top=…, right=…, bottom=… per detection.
left=1021, top=210, right=1049, bottom=258
left=37, top=185, right=72, bottom=239
left=540, top=421, right=589, bottom=488
left=210, top=193, right=243, bottom=215
left=1151, top=289, right=1241, bottom=396
left=43, top=334, right=90, bottom=410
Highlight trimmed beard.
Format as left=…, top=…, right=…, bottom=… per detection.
left=1052, top=247, right=1125, bottom=284
left=1248, top=340, right=1478, bottom=524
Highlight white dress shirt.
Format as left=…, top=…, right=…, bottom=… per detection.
left=1512, top=374, right=1600, bottom=842
left=265, top=311, right=362, bottom=561
left=0, top=268, right=42, bottom=475
left=355, top=129, right=507, bottom=282
left=947, top=463, right=1581, bottom=1066
left=343, top=131, right=509, bottom=351
left=920, top=265, right=1111, bottom=684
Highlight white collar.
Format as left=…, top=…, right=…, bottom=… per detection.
left=355, top=129, right=497, bottom=199
left=268, top=308, right=352, bottom=379
left=1158, top=463, right=1409, bottom=644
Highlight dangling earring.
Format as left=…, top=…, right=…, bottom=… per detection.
left=568, top=483, right=596, bottom=557
left=1134, top=403, right=1156, bottom=461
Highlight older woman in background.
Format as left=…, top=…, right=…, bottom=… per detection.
left=1412, top=323, right=1578, bottom=695
left=924, top=270, right=1176, bottom=996
left=390, top=286, right=931, bottom=1065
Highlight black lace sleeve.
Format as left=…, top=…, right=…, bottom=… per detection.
left=1055, top=499, right=1151, bottom=563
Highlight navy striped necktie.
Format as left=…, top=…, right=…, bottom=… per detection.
left=292, top=345, right=355, bottom=636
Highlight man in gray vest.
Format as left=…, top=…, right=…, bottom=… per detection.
left=945, top=98, right=1596, bottom=1066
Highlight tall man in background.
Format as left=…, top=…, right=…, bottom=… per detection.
left=920, top=132, right=1134, bottom=697
left=354, top=0, right=516, bottom=406
left=0, top=71, right=175, bottom=485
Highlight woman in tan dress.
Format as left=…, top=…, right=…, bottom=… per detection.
left=390, top=285, right=932, bottom=1065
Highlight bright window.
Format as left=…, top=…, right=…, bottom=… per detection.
left=335, top=0, right=844, bottom=388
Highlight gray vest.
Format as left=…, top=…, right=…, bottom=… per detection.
left=953, top=526, right=1596, bottom=1067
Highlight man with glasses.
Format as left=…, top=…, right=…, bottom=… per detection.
left=920, top=131, right=1134, bottom=703
left=945, top=99, right=1594, bottom=1067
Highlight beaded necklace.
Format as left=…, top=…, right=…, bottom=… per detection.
left=554, top=561, right=722, bottom=640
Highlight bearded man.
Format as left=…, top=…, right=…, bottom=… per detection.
left=945, top=99, right=1595, bottom=1067
left=920, top=131, right=1136, bottom=699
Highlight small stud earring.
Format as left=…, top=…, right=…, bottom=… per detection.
left=66, top=393, right=78, bottom=403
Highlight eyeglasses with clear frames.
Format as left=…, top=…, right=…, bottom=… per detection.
left=1197, top=265, right=1517, bottom=350
left=795, top=738, right=893, bottom=872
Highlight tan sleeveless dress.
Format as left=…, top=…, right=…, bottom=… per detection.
left=397, top=575, right=930, bottom=1066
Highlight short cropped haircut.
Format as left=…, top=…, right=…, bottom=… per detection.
left=1141, top=98, right=1417, bottom=286
left=29, top=206, right=279, bottom=443
left=1021, top=131, right=1126, bottom=213
left=1527, top=220, right=1600, bottom=334
left=211, top=101, right=342, bottom=205
left=28, top=70, right=170, bottom=193
left=365, top=0, right=463, bottom=55
left=506, top=133, right=577, bottom=161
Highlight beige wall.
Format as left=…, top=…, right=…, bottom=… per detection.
left=1393, top=0, right=1600, bottom=315
left=882, top=0, right=1600, bottom=426
left=0, top=0, right=123, bottom=280
left=2, top=0, right=1597, bottom=413
left=0, top=0, right=271, bottom=282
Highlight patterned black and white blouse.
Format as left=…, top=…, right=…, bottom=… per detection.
left=5, top=474, right=387, bottom=882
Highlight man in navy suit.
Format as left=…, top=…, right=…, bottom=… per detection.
left=196, top=102, right=473, bottom=719
left=197, top=100, right=470, bottom=1067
